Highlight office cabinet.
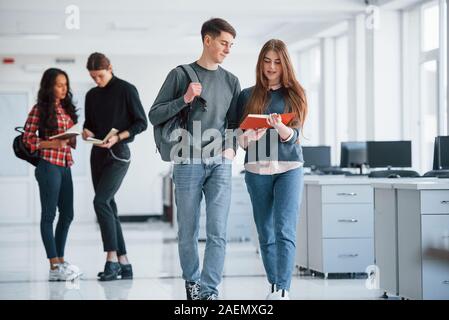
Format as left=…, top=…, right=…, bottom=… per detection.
left=306, top=178, right=374, bottom=277
left=397, top=185, right=449, bottom=300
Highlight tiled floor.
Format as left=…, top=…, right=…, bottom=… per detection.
left=0, top=221, right=383, bottom=300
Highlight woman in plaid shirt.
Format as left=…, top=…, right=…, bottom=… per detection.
left=23, top=68, right=81, bottom=281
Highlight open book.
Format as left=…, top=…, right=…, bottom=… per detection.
left=85, top=128, right=119, bottom=145
left=239, top=113, right=296, bottom=130
left=49, top=124, right=80, bottom=140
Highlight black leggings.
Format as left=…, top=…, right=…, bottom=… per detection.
left=90, top=144, right=130, bottom=256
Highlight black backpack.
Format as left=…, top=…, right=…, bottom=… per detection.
left=153, top=64, right=203, bottom=162
left=12, top=126, right=40, bottom=166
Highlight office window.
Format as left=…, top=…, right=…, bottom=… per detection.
left=403, top=0, right=446, bottom=172
left=418, top=1, right=445, bottom=171
left=421, top=3, right=439, bottom=51
left=420, top=60, right=438, bottom=170
left=298, top=46, right=321, bottom=146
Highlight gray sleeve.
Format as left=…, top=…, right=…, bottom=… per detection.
left=224, top=78, right=242, bottom=152
left=148, top=68, right=188, bottom=126
left=281, top=127, right=300, bottom=144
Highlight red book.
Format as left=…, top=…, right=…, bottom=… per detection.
left=239, top=113, right=296, bottom=130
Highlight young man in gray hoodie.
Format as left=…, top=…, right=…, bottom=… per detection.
left=149, top=18, right=241, bottom=300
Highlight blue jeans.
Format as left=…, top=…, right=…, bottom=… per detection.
left=173, top=158, right=232, bottom=297
left=245, top=167, right=304, bottom=291
left=35, top=160, right=74, bottom=259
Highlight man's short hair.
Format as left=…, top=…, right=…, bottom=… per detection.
left=201, top=18, right=236, bottom=42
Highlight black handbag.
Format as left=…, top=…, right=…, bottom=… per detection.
left=12, top=126, right=40, bottom=166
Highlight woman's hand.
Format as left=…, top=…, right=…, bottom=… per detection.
left=266, top=113, right=285, bottom=130
left=82, top=128, right=94, bottom=140
left=222, top=148, right=235, bottom=161
left=246, top=128, right=267, bottom=142
left=52, top=139, right=70, bottom=149
left=238, top=128, right=267, bottom=149
left=266, top=113, right=293, bottom=141
left=97, top=134, right=119, bottom=149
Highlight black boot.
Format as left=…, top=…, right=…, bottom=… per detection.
left=119, top=263, right=133, bottom=279
left=98, top=263, right=132, bottom=279
left=98, top=261, right=121, bottom=281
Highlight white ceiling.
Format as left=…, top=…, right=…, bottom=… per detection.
left=0, top=0, right=369, bottom=55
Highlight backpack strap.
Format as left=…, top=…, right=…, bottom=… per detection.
left=177, top=64, right=200, bottom=85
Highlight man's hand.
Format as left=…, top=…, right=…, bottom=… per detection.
left=184, top=82, right=202, bottom=104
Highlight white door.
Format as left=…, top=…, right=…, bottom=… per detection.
left=0, top=85, right=37, bottom=223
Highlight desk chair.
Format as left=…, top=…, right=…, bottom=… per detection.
left=423, top=169, right=449, bottom=178
left=368, top=169, right=420, bottom=178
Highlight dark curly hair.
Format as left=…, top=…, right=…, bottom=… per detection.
left=37, top=68, right=78, bottom=135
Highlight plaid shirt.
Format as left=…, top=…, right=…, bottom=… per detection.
left=23, top=104, right=74, bottom=167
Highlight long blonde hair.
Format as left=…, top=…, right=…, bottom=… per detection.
left=241, top=39, right=308, bottom=129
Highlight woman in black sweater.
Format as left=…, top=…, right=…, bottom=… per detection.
left=82, top=52, right=147, bottom=281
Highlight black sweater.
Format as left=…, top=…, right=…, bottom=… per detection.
left=84, top=76, right=147, bottom=143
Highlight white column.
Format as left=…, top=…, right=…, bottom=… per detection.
left=348, top=14, right=368, bottom=141
left=319, top=38, right=337, bottom=162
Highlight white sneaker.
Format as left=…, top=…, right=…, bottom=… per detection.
left=265, top=283, right=277, bottom=300
left=267, top=289, right=290, bottom=300
left=62, top=261, right=83, bottom=277
left=49, top=264, right=79, bottom=281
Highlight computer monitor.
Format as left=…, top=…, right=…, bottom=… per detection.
left=366, top=141, right=412, bottom=168
left=433, top=136, right=449, bottom=170
left=340, top=142, right=367, bottom=168
left=302, top=146, right=331, bottom=170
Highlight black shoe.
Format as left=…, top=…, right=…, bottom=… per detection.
left=120, top=263, right=133, bottom=279
left=97, top=263, right=133, bottom=279
left=98, top=261, right=121, bottom=281
left=185, top=281, right=200, bottom=300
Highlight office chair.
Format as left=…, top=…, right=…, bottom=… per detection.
left=368, top=169, right=420, bottom=178
left=423, top=169, right=449, bottom=178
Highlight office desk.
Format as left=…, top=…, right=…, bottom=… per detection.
left=395, top=181, right=449, bottom=299
left=371, top=178, right=437, bottom=298
left=301, top=176, right=375, bottom=278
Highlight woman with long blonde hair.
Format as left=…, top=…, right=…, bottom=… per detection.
left=237, top=39, right=307, bottom=300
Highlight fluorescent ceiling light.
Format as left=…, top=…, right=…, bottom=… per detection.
left=0, top=33, right=61, bottom=40
left=20, top=34, right=61, bottom=40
